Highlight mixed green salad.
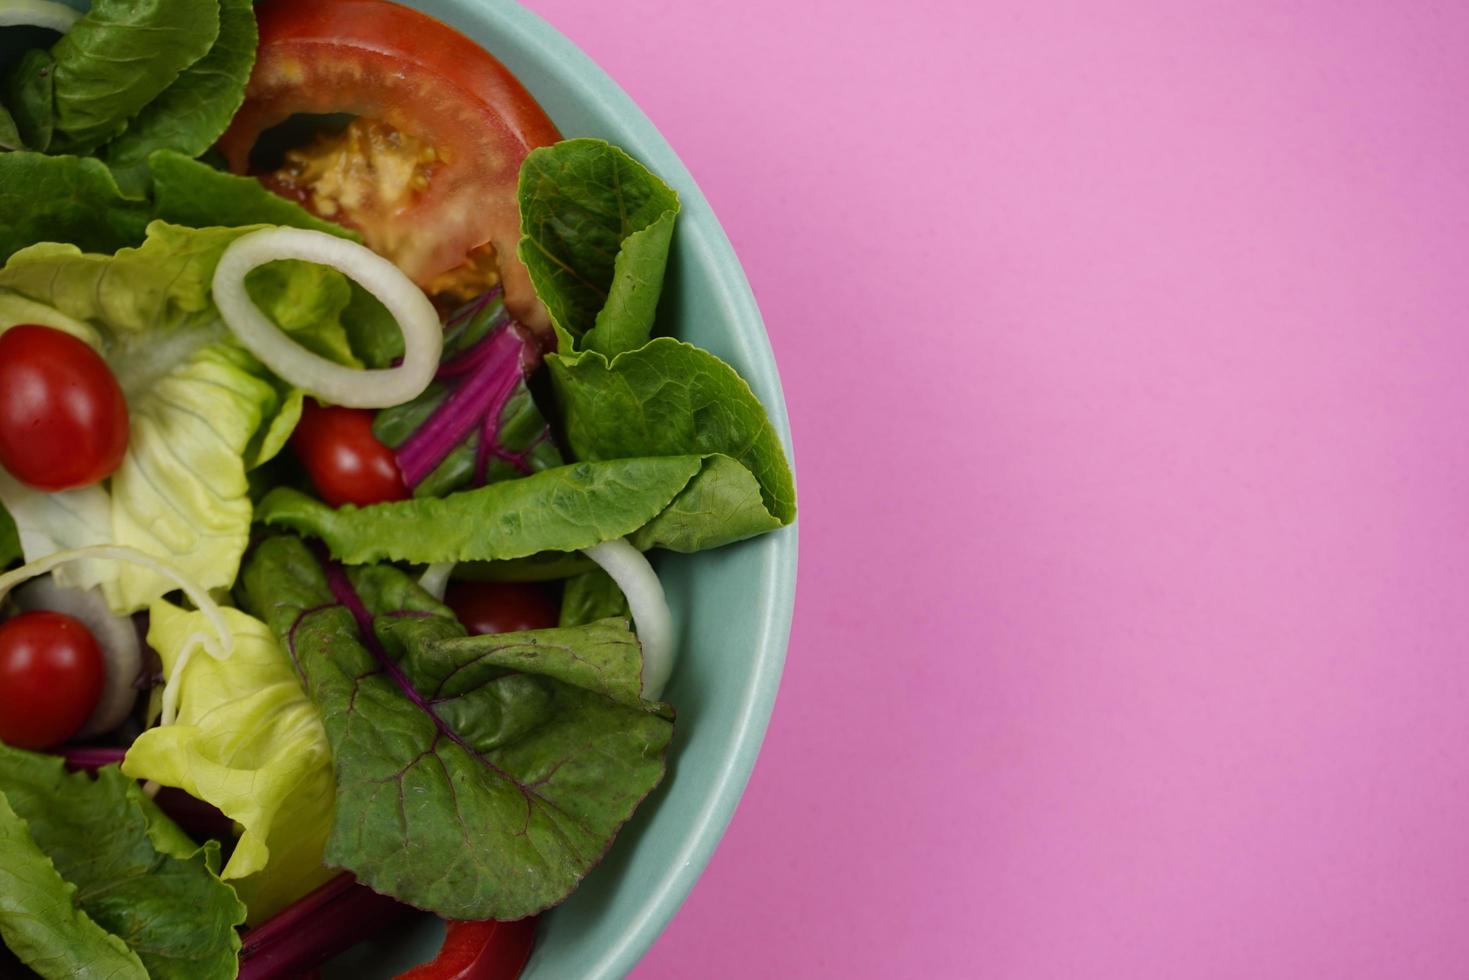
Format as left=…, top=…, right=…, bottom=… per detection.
left=0, top=0, right=794, bottom=976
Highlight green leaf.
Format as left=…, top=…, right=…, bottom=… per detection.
left=549, top=338, right=796, bottom=523
left=518, top=139, right=679, bottom=356
left=2, top=49, right=56, bottom=151
left=0, top=792, right=146, bottom=980
left=102, top=0, right=258, bottom=193
left=123, top=602, right=337, bottom=924
left=0, top=500, right=20, bottom=570
left=628, top=453, right=783, bottom=552
left=240, top=536, right=674, bottom=919
left=0, top=153, right=151, bottom=262
left=49, top=0, right=220, bottom=153
left=255, top=456, right=706, bottom=565
left=0, top=745, right=245, bottom=980
left=559, top=568, right=629, bottom=627
left=148, top=149, right=352, bottom=239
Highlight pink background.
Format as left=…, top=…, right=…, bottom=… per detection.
left=524, top=1, right=1469, bottom=977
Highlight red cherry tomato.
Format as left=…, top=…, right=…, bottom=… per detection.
left=0, top=611, right=105, bottom=750
left=0, top=325, right=129, bottom=491
left=291, top=400, right=409, bottom=508
left=444, top=582, right=558, bottom=636
left=217, top=0, right=561, bottom=335
left=396, top=918, right=537, bottom=980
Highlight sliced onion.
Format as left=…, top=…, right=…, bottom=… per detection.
left=0, top=0, right=81, bottom=31
left=581, top=539, right=674, bottom=699
left=212, top=227, right=442, bottom=408
left=15, top=578, right=142, bottom=738
left=0, top=546, right=233, bottom=727
left=419, top=562, right=456, bottom=602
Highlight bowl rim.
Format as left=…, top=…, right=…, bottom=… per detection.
left=483, top=2, right=799, bottom=975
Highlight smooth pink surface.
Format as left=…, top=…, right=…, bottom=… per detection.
left=523, top=2, right=1469, bottom=976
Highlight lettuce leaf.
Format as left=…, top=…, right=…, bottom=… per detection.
left=0, top=500, right=19, bottom=571
left=239, top=535, right=674, bottom=920
left=559, top=568, right=629, bottom=627
left=0, top=222, right=366, bottom=611
left=48, top=0, right=221, bottom=154
left=255, top=456, right=705, bottom=565
left=518, top=139, right=679, bottom=356
left=549, top=337, right=796, bottom=524
left=2, top=49, right=56, bottom=152
left=0, top=745, right=245, bottom=979
left=0, top=791, right=146, bottom=980
left=101, top=0, right=257, bottom=192
left=0, top=153, right=151, bottom=261
left=123, top=602, right=337, bottom=924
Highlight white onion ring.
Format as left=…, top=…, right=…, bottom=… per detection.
left=15, top=579, right=141, bottom=738
left=212, top=227, right=442, bottom=408
left=419, top=562, right=456, bottom=602
left=581, top=539, right=674, bottom=699
left=0, top=1, right=80, bottom=31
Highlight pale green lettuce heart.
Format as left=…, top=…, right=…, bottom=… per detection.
left=123, top=602, right=337, bottom=924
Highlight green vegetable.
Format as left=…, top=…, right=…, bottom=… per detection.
left=549, top=337, right=796, bottom=523
left=559, top=568, right=629, bottom=627
left=0, top=500, right=19, bottom=570
left=48, top=0, right=221, bottom=153
left=629, top=452, right=784, bottom=552
left=0, top=221, right=365, bottom=611
left=518, top=139, right=679, bottom=356
left=148, top=150, right=351, bottom=239
left=0, top=744, right=245, bottom=979
left=256, top=457, right=706, bottom=565
left=0, top=154, right=150, bottom=261
left=0, top=791, right=145, bottom=980
left=240, top=535, right=674, bottom=920
left=101, top=0, right=257, bottom=192
left=123, top=601, right=337, bottom=924
left=2, top=50, right=56, bottom=152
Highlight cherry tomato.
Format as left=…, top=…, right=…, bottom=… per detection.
left=217, top=0, right=561, bottom=336
left=396, top=918, right=537, bottom=980
left=291, top=400, right=409, bottom=508
left=445, top=582, right=558, bottom=636
left=0, top=611, right=105, bottom=750
left=0, top=325, right=129, bottom=491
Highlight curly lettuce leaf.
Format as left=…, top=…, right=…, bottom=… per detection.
left=240, top=535, right=674, bottom=920
left=49, top=0, right=220, bottom=153
left=101, top=0, right=257, bottom=192
left=0, top=222, right=365, bottom=611
left=0, top=745, right=245, bottom=980
left=518, top=139, right=679, bottom=356
left=123, top=602, right=336, bottom=924
left=549, top=337, right=796, bottom=525
left=0, top=792, right=146, bottom=980
left=0, top=469, right=112, bottom=591
left=255, top=456, right=705, bottom=565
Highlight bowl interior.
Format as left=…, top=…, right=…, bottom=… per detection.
left=2, top=2, right=797, bottom=978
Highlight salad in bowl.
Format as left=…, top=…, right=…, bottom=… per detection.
left=0, top=0, right=796, bottom=976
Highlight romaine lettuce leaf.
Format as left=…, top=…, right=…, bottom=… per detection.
left=549, top=338, right=797, bottom=524
left=48, top=0, right=220, bottom=153
left=0, top=791, right=146, bottom=980
left=518, top=139, right=679, bottom=356
left=0, top=153, right=151, bottom=262
left=0, top=744, right=245, bottom=980
left=559, top=567, right=629, bottom=627
left=239, top=535, right=674, bottom=920
left=255, top=456, right=705, bottom=564
left=123, top=602, right=337, bottom=924
left=2, top=49, right=55, bottom=152
left=101, top=0, right=257, bottom=192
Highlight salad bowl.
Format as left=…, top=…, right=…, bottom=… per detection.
left=0, top=0, right=796, bottom=976
left=360, top=7, right=799, bottom=976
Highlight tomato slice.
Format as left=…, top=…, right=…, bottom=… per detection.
left=217, top=0, right=560, bottom=337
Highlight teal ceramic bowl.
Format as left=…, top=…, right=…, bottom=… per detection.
left=4, top=1, right=795, bottom=977
left=332, top=6, right=798, bottom=975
